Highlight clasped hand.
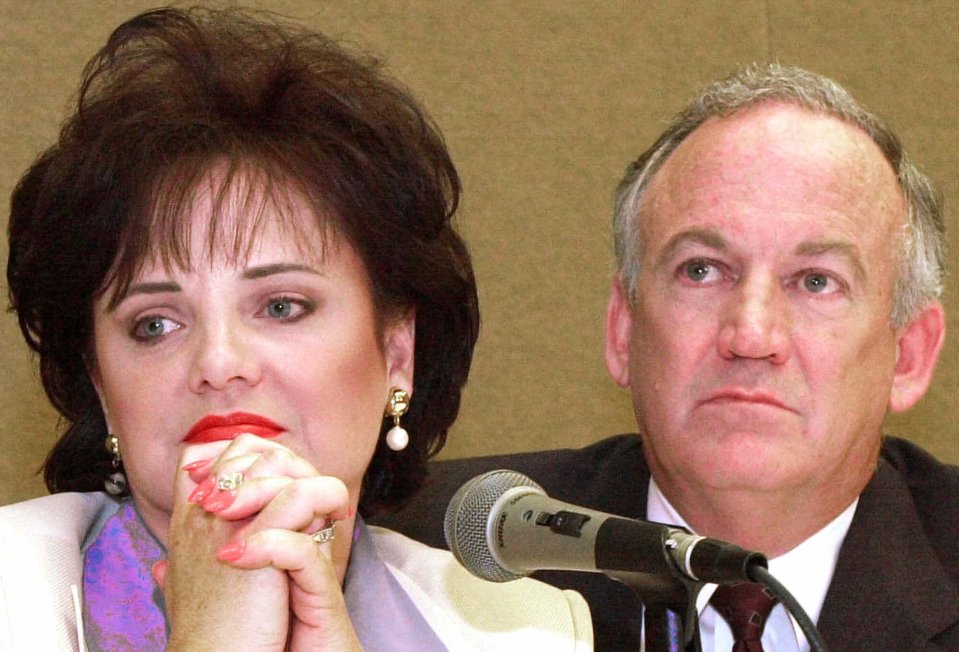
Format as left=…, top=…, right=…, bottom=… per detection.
left=156, top=434, right=361, bottom=651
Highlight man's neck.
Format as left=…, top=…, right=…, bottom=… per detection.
left=650, top=471, right=871, bottom=558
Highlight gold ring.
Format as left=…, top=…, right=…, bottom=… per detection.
left=310, top=521, right=337, bottom=545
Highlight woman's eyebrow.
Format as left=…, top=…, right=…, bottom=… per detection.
left=242, top=262, right=324, bottom=280
left=111, top=263, right=325, bottom=310
left=111, top=281, right=182, bottom=311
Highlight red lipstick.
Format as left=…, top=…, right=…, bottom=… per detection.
left=184, top=412, right=284, bottom=443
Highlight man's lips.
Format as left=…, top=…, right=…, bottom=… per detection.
left=184, top=412, right=284, bottom=443
left=699, top=389, right=797, bottom=413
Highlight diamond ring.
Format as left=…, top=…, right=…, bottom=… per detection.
left=215, top=472, right=244, bottom=492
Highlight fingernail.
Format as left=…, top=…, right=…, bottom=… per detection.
left=151, top=560, right=168, bottom=584
left=348, top=505, right=356, bottom=518
left=188, top=476, right=216, bottom=504
left=181, top=459, right=211, bottom=472
left=216, top=541, right=246, bottom=562
left=203, top=490, right=236, bottom=513
left=182, top=459, right=213, bottom=483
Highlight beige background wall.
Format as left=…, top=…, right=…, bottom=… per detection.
left=1, top=1, right=957, bottom=505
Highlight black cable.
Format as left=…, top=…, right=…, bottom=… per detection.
left=748, top=564, right=830, bottom=652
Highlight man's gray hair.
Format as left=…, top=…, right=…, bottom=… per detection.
left=612, top=63, right=944, bottom=327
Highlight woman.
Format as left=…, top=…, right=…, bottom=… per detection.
left=1, top=7, right=591, bottom=650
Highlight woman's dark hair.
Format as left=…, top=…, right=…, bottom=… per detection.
left=6, top=7, right=478, bottom=516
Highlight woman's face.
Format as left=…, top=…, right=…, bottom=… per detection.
left=91, top=180, right=414, bottom=540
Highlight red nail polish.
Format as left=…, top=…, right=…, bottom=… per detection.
left=151, top=560, right=168, bottom=584
left=181, top=459, right=210, bottom=472
left=203, top=490, right=236, bottom=513
left=188, top=476, right=216, bottom=504
left=216, top=541, right=245, bottom=562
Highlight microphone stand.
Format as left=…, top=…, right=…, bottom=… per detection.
left=607, top=571, right=703, bottom=652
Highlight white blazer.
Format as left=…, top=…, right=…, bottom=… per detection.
left=0, top=493, right=592, bottom=650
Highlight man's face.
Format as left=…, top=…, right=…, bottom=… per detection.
left=607, top=103, right=910, bottom=502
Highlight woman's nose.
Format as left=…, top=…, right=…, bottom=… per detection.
left=717, top=276, right=792, bottom=364
left=187, top=320, right=262, bottom=393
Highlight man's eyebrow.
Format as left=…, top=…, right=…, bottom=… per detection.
left=653, top=231, right=868, bottom=280
left=242, top=262, right=324, bottom=280
left=654, top=227, right=728, bottom=268
left=794, top=240, right=866, bottom=282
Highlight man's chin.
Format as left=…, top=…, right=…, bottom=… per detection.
left=685, top=436, right=807, bottom=489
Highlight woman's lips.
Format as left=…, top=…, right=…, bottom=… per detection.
left=184, top=412, right=284, bottom=443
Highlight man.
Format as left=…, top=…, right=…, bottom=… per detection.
left=373, top=64, right=959, bottom=650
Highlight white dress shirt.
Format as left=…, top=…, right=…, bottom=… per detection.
left=646, top=478, right=856, bottom=652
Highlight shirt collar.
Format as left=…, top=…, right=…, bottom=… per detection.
left=647, top=477, right=857, bottom=650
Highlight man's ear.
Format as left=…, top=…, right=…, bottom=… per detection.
left=384, top=309, right=416, bottom=392
left=605, top=276, right=634, bottom=388
left=889, top=300, right=946, bottom=413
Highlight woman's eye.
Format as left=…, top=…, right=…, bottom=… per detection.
left=264, top=297, right=312, bottom=321
left=267, top=298, right=293, bottom=318
left=131, top=316, right=180, bottom=341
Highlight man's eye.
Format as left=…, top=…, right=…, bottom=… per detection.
left=803, top=273, right=834, bottom=294
left=683, top=260, right=713, bottom=282
left=131, top=316, right=179, bottom=341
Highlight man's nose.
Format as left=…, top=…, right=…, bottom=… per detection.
left=717, top=275, right=792, bottom=364
left=187, top=319, right=262, bottom=393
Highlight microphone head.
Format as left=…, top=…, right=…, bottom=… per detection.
left=443, top=469, right=544, bottom=582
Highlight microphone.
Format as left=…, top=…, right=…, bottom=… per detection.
left=443, top=469, right=767, bottom=585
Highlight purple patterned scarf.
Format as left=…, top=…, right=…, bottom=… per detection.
left=82, top=500, right=168, bottom=650
left=81, top=504, right=443, bottom=650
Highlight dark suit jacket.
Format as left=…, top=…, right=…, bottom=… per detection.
left=372, top=435, right=959, bottom=651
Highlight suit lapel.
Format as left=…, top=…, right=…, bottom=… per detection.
left=817, top=458, right=959, bottom=650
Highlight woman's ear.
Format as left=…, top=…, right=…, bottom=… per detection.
left=384, top=309, right=416, bottom=392
left=86, top=357, right=114, bottom=432
left=889, top=301, right=946, bottom=413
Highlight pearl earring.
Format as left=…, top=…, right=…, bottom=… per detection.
left=385, top=388, right=410, bottom=451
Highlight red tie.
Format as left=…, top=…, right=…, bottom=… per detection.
left=709, top=582, right=778, bottom=652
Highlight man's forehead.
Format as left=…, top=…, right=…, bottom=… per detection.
left=638, top=102, right=906, bottom=249
left=661, top=104, right=895, bottom=187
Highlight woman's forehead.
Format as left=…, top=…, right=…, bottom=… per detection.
left=142, top=209, right=334, bottom=274
left=105, top=167, right=340, bottom=303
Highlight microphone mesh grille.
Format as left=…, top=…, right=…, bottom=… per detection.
left=443, top=469, right=543, bottom=582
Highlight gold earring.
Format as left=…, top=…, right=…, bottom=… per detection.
left=385, top=388, right=410, bottom=451
left=104, top=434, right=128, bottom=496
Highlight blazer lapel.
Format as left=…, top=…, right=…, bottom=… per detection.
left=817, top=458, right=959, bottom=650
